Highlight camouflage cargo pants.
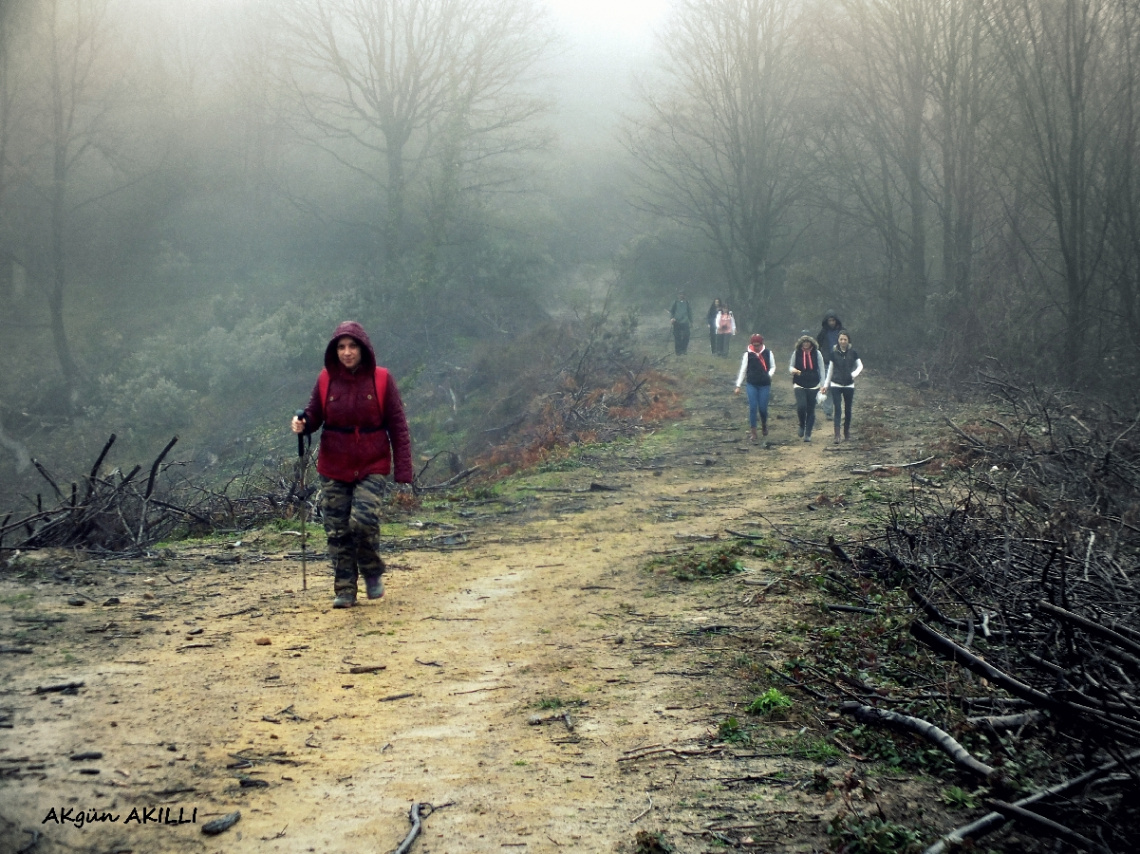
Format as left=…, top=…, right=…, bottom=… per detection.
left=320, top=474, right=387, bottom=594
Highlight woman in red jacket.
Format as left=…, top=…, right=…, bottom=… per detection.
left=291, top=321, right=413, bottom=608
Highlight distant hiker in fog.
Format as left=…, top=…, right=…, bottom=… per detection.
left=734, top=333, right=775, bottom=443
left=789, top=332, right=823, bottom=443
left=291, top=321, right=413, bottom=609
left=706, top=298, right=723, bottom=354
left=669, top=291, right=693, bottom=355
left=822, top=330, right=863, bottom=443
left=714, top=304, right=736, bottom=357
left=817, top=310, right=843, bottom=418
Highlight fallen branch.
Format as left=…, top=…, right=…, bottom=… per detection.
left=392, top=802, right=423, bottom=854
left=839, top=701, right=995, bottom=780
left=987, top=800, right=1111, bottom=854
left=631, top=795, right=653, bottom=823
left=32, top=681, right=84, bottom=695
left=618, top=746, right=719, bottom=763
left=966, top=711, right=1042, bottom=732
left=912, top=620, right=1140, bottom=737
left=923, top=748, right=1140, bottom=854
left=1036, top=600, right=1140, bottom=661
left=851, top=456, right=934, bottom=475
left=416, top=466, right=482, bottom=492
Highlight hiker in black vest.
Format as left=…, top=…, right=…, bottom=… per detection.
left=734, top=333, right=775, bottom=442
left=668, top=291, right=693, bottom=355
left=789, top=332, right=823, bottom=443
left=822, top=330, right=863, bottom=442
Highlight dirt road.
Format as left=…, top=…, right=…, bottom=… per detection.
left=1, top=354, right=944, bottom=853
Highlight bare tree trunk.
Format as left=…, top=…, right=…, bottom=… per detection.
left=47, top=0, right=79, bottom=395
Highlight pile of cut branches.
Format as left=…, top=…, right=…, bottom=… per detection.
left=0, top=434, right=304, bottom=556
left=838, top=376, right=1140, bottom=852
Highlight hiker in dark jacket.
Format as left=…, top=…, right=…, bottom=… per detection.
left=669, top=291, right=693, bottom=355
left=822, top=330, right=863, bottom=442
left=816, top=310, right=843, bottom=418
left=292, top=321, right=413, bottom=608
left=706, top=298, right=723, bottom=354
left=817, top=310, right=843, bottom=367
left=789, top=332, right=823, bottom=443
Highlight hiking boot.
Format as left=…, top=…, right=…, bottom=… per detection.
left=804, top=434, right=812, bottom=443
left=843, top=426, right=850, bottom=441
left=364, top=575, right=385, bottom=600
left=834, top=428, right=841, bottom=444
left=749, top=428, right=758, bottom=444
left=797, top=425, right=805, bottom=438
left=761, top=422, right=768, bottom=436
left=332, top=590, right=357, bottom=609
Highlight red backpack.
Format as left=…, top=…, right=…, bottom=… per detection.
left=317, top=367, right=389, bottom=420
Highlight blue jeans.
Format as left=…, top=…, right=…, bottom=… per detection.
left=746, top=383, right=770, bottom=429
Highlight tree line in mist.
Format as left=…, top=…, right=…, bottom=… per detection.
left=0, top=0, right=1136, bottom=485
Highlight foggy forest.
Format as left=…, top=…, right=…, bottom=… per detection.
left=5, top=1, right=1140, bottom=852
left=1, top=0, right=1137, bottom=492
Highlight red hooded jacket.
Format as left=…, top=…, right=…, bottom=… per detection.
left=300, top=321, right=413, bottom=484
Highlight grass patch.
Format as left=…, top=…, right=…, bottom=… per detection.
left=827, top=811, right=923, bottom=854
left=533, top=696, right=587, bottom=711
left=646, top=543, right=755, bottom=581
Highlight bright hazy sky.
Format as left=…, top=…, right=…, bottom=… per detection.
left=543, top=0, right=672, bottom=44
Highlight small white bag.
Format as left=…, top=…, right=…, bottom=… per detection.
left=816, top=389, right=828, bottom=406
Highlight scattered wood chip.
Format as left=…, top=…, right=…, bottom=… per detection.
left=33, top=681, right=84, bottom=695
left=201, top=811, right=241, bottom=836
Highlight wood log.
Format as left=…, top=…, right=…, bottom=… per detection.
left=839, top=701, right=996, bottom=780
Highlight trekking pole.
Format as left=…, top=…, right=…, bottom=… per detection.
left=295, top=410, right=310, bottom=591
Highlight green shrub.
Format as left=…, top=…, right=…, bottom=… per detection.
left=746, top=688, right=793, bottom=715
left=827, top=812, right=922, bottom=854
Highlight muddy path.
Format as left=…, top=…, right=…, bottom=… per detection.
left=0, top=352, right=952, bottom=854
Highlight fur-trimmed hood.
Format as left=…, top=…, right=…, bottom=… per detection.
left=795, top=334, right=819, bottom=351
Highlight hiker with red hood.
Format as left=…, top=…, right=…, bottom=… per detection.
left=733, top=333, right=775, bottom=443
left=291, top=321, right=413, bottom=608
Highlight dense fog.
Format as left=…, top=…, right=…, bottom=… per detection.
left=2, top=0, right=1138, bottom=496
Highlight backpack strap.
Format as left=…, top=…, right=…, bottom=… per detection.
left=319, top=366, right=389, bottom=421
left=318, top=368, right=331, bottom=412
left=373, top=367, right=389, bottom=418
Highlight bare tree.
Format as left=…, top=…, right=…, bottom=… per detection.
left=32, top=0, right=123, bottom=397
left=925, top=0, right=1001, bottom=342
left=626, top=0, right=810, bottom=329
left=1096, top=1, right=1140, bottom=354
left=986, top=0, right=1122, bottom=379
left=0, top=0, right=27, bottom=300
left=277, top=0, right=551, bottom=275
left=810, top=0, right=933, bottom=333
